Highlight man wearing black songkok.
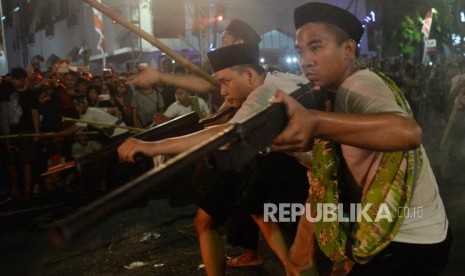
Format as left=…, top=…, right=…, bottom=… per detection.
left=118, top=43, right=311, bottom=275
left=271, top=2, right=450, bottom=275
left=222, top=19, right=262, bottom=46
left=124, top=19, right=278, bottom=270
left=126, top=19, right=261, bottom=99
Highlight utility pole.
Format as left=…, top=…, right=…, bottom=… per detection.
left=195, top=0, right=210, bottom=71
left=212, top=0, right=224, bottom=48
left=0, top=0, right=8, bottom=74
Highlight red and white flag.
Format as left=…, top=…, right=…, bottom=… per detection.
left=92, top=0, right=105, bottom=54
left=421, top=11, right=432, bottom=41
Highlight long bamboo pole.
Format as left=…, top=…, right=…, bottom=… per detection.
left=178, top=35, right=209, bottom=62
left=41, top=161, right=77, bottom=177
left=82, top=0, right=217, bottom=86
left=0, top=131, right=100, bottom=140
left=63, top=117, right=144, bottom=132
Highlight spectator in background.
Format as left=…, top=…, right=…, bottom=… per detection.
left=71, top=129, right=102, bottom=160
left=102, top=66, right=116, bottom=86
left=35, top=71, right=68, bottom=193
left=98, top=82, right=120, bottom=118
left=450, top=60, right=465, bottom=100
left=0, top=76, right=15, bottom=134
left=3, top=67, right=40, bottom=199
left=73, top=95, right=132, bottom=191
left=71, top=128, right=105, bottom=193
left=43, top=137, right=74, bottom=193
left=58, top=71, right=80, bottom=130
left=447, top=60, right=465, bottom=160
left=90, top=75, right=103, bottom=88
left=25, top=55, right=45, bottom=89
left=36, top=71, right=64, bottom=133
left=73, top=95, right=128, bottom=139
left=425, top=64, right=447, bottom=129
left=86, top=85, right=101, bottom=107
left=76, top=77, right=90, bottom=96
left=131, top=84, right=164, bottom=128
left=114, top=80, right=133, bottom=126
left=157, top=57, right=177, bottom=108
left=153, top=88, right=210, bottom=125
left=0, top=76, right=15, bottom=202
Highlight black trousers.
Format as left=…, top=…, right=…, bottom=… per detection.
left=349, top=226, right=452, bottom=276
left=226, top=152, right=309, bottom=250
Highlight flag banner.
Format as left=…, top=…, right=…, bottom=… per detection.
left=0, top=1, right=8, bottom=75
left=92, top=0, right=105, bottom=54
left=421, top=11, right=432, bottom=41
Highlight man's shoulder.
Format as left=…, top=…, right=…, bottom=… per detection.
left=265, top=71, right=308, bottom=83
left=344, top=68, right=384, bottom=87
left=261, top=72, right=308, bottom=95
left=164, top=101, right=178, bottom=111
left=192, top=96, right=207, bottom=104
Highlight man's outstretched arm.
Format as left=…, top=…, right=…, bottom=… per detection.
left=117, top=124, right=230, bottom=162
left=127, top=66, right=218, bottom=95
left=271, top=91, right=422, bottom=152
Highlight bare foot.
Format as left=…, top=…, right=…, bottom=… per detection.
left=226, top=249, right=262, bottom=268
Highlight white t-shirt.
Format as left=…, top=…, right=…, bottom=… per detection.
left=72, top=140, right=102, bottom=160
left=336, top=69, right=448, bottom=244
left=228, top=71, right=309, bottom=123
left=131, top=89, right=164, bottom=126
left=164, top=97, right=210, bottom=119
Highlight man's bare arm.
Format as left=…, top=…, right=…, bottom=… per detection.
left=127, top=66, right=218, bottom=94
left=271, top=91, right=422, bottom=152
left=117, top=124, right=230, bottom=162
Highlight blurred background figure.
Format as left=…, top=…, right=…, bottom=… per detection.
left=131, top=84, right=164, bottom=128
left=153, top=88, right=210, bottom=125
left=71, top=129, right=102, bottom=160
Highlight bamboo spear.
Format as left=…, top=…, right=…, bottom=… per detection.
left=178, top=35, right=209, bottom=63
left=41, top=161, right=77, bottom=177
left=62, top=117, right=144, bottom=132
left=0, top=131, right=100, bottom=140
left=82, top=0, right=217, bottom=86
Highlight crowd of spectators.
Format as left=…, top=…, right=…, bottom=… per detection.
left=0, top=57, right=212, bottom=203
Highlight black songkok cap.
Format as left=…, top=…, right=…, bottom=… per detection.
left=294, top=2, right=364, bottom=44
left=207, top=44, right=259, bottom=73
left=224, top=19, right=262, bottom=44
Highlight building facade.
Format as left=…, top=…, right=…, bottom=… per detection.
left=1, top=0, right=368, bottom=75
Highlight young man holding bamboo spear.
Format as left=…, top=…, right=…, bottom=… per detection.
left=127, top=19, right=289, bottom=269
left=118, top=43, right=310, bottom=275
left=271, top=3, right=450, bottom=275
